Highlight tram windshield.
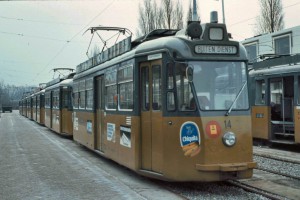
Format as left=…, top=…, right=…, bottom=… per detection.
left=171, top=61, right=249, bottom=111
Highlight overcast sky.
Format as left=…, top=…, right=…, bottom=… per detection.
left=1, top=0, right=300, bottom=87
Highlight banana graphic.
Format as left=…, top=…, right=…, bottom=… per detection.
left=182, top=142, right=201, bottom=157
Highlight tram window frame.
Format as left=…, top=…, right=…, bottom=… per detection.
left=52, top=89, right=60, bottom=109
left=40, top=94, right=45, bottom=108
left=273, top=34, right=291, bottom=56
left=36, top=96, right=40, bottom=109
left=118, top=64, right=134, bottom=111
left=298, top=76, right=300, bottom=105
left=73, top=82, right=79, bottom=109
left=167, top=63, right=176, bottom=111
left=105, top=67, right=118, bottom=111
left=167, top=63, right=175, bottom=89
left=255, top=79, right=266, bottom=105
left=174, top=63, right=195, bottom=111
left=79, top=80, right=86, bottom=109
left=45, top=92, right=51, bottom=108
left=62, top=88, right=72, bottom=109
left=141, top=67, right=150, bottom=111
left=86, top=78, right=94, bottom=110
left=152, top=65, right=162, bottom=111
left=32, top=97, right=36, bottom=109
left=167, top=92, right=176, bottom=111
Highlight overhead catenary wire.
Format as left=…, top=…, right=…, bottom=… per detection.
left=31, top=0, right=116, bottom=84
left=0, top=15, right=84, bottom=26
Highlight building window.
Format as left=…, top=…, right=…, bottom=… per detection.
left=274, top=35, right=291, bottom=55
left=244, top=42, right=258, bottom=63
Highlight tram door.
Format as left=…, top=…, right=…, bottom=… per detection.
left=269, top=77, right=294, bottom=141
left=140, top=61, right=163, bottom=173
left=95, top=76, right=105, bottom=151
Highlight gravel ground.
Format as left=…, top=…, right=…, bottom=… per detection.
left=164, top=182, right=271, bottom=200
left=164, top=151, right=300, bottom=200
left=254, top=155, right=300, bottom=178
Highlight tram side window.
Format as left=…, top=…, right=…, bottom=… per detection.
left=73, top=82, right=79, bottom=109
left=105, top=68, right=117, bottom=110
left=298, top=76, right=300, bottom=104
left=62, top=89, right=72, bottom=109
left=45, top=92, right=51, bottom=108
left=86, top=78, right=93, bottom=110
left=52, top=90, right=60, bottom=109
left=73, top=93, right=79, bottom=109
left=118, top=65, right=133, bottom=110
left=37, top=97, right=40, bottom=109
left=167, top=63, right=175, bottom=111
left=175, top=64, right=195, bottom=111
left=152, top=65, right=162, bottom=110
left=255, top=80, right=265, bottom=105
left=141, top=67, right=149, bottom=111
left=32, top=97, right=36, bottom=109
left=79, top=80, right=86, bottom=109
left=79, top=92, right=86, bottom=109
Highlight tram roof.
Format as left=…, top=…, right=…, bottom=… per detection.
left=74, top=23, right=247, bottom=80
left=45, top=78, right=73, bottom=91
left=250, top=55, right=300, bottom=76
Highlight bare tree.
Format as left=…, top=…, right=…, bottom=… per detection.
left=137, top=0, right=158, bottom=36
left=137, top=0, right=183, bottom=36
left=171, top=0, right=184, bottom=29
left=256, top=0, right=284, bottom=34
left=162, top=0, right=173, bottom=29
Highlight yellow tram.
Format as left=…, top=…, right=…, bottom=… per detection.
left=35, top=89, right=45, bottom=125
left=249, top=54, right=300, bottom=144
left=71, top=14, right=256, bottom=181
left=44, top=74, right=74, bottom=136
left=26, top=95, right=32, bottom=119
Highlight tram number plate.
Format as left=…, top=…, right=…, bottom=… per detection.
left=195, top=45, right=237, bottom=54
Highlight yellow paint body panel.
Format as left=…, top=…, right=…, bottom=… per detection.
left=251, top=106, right=270, bottom=140
left=294, top=107, right=300, bottom=143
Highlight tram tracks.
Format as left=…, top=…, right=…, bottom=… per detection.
left=230, top=147, right=300, bottom=200
left=162, top=148, right=300, bottom=200
left=227, top=179, right=285, bottom=200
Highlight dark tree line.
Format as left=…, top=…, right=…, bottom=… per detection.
left=0, top=81, right=33, bottom=108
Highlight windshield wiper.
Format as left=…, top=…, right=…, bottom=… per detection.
left=225, top=81, right=247, bottom=116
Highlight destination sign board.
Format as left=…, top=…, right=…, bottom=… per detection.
left=195, top=45, right=237, bottom=54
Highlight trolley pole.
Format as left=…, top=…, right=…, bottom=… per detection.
left=221, top=0, right=225, bottom=24
left=192, top=0, right=198, bottom=21
left=215, top=0, right=225, bottom=24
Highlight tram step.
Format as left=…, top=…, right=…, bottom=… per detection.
left=270, top=139, right=296, bottom=145
left=274, top=132, right=294, bottom=136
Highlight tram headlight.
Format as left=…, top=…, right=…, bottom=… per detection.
left=222, top=132, right=236, bottom=147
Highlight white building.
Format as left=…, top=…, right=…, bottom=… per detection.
left=241, top=26, right=300, bottom=63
